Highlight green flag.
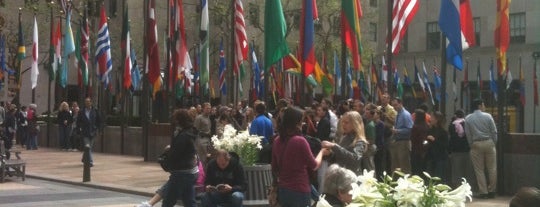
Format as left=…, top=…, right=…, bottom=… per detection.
left=264, top=0, right=290, bottom=71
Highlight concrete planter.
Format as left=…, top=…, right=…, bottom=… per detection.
left=243, top=164, right=272, bottom=201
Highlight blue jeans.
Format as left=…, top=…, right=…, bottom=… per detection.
left=162, top=171, right=198, bottom=207
left=25, top=135, right=38, bottom=150
left=201, top=191, right=244, bottom=207
left=58, top=125, right=71, bottom=149
left=278, top=187, right=311, bottom=207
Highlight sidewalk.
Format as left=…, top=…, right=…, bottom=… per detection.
left=10, top=146, right=511, bottom=206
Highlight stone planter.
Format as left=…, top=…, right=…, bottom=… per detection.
left=243, top=164, right=272, bottom=201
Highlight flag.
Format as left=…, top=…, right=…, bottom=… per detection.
left=218, top=39, right=226, bottom=95
left=423, top=62, right=434, bottom=104
left=48, top=18, right=56, bottom=82
left=346, top=58, right=353, bottom=98
left=95, top=6, right=113, bottom=88
left=200, top=0, right=209, bottom=95
left=131, top=47, right=141, bottom=90
left=403, top=66, right=416, bottom=98
left=341, top=0, right=363, bottom=70
left=439, top=0, right=463, bottom=70
left=489, top=60, right=498, bottom=100
left=80, top=12, right=89, bottom=86
left=381, top=56, right=388, bottom=89
left=122, top=4, right=132, bottom=90
left=53, top=19, right=62, bottom=82
left=506, top=65, right=513, bottom=90
left=519, top=59, right=525, bottom=106
left=0, top=35, right=12, bottom=74
left=31, top=16, right=39, bottom=89
left=460, top=0, right=476, bottom=48
left=416, top=62, right=425, bottom=93
left=282, top=54, right=301, bottom=74
left=495, top=0, right=511, bottom=75
left=300, top=0, right=317, bottom=77
left=391, top=0, right=419, bottom=54
left=235, top=0, right=248, bottom=95
left=433, top=66, right=442, bottom=101
left=147, top=0, right=161, bottom=97
left=477, top=61, right=482, bottom=90
left=17, top=12, right=25, bottom=60
left=64, top=10, right=75, bottom=55
left=394, top=67, right=403, bottom=98
left=75, top=22, right=82, bottom=87
left=251, top=44, right=263, bottom=98
left=334, top=50, right=341, bottom=96
left=370, top=57, right=378, bottom=88
left=265, top=0, right=291, bottom=70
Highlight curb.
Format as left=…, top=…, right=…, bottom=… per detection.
left=27, top=174, right=155, bottom=197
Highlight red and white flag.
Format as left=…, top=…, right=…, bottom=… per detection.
left=31, top=16, right=39, bottom=89
left=391, top=0, right=419, bottom=55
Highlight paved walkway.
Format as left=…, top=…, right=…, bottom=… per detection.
left=4, top=146, right=512, bottom=206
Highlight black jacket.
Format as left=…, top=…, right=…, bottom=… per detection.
left=76, top=107, right=101, bottom=138
left=204, top=156, right=246, bottom=193
left=168, top=128, right=198, bottom=171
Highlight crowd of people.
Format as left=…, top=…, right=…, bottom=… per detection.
left=0, top=102, right=39, bottom=160
left=130, top=93, right=505, bottom=207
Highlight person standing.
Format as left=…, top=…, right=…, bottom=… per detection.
left=69, top=102, right=80, bottom=151
left=162, top=109, right=199, bottom=207
left=410, top=109, right=429, bottom=177
left=272, top=107, right=325, bottom=207
left=426, top=111, right=449, bottom=182
left=389, top=97, right=413, bottom=174
left=15, top=106, right=28, bottom=148
left=465, top=99, right=498, bottom=199
left=25, top=104, right=39, bottom=150
left=249, top=102, right=273, bottom=145
left=57, top=102, right=73, bottom=151
left=194, top=102, right=212, bottom=165
left=76, top=98, right=101, bottom=166
left=2, top=105, right=16, bottom=159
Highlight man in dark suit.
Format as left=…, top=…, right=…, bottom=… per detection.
left=76, top=97, right=101, bottom=166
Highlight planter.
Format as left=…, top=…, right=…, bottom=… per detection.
left=243, top=164, right=272, bottom=200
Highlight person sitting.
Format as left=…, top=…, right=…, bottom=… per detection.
left=201, top=149, right=246, bottom=207
left=316, top=164, right=357, bottom=207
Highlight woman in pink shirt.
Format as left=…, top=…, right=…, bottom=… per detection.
left=271, top=107, right=325, bottom=207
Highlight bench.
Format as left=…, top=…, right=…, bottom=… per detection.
left=0, top=141, right=26, bottom=183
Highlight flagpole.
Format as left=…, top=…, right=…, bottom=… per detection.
left=47, top=1, right=55, bottom=147
left=386, top=0, right=394, bottom=98
left=440, top=34, right=447, bottom=114
left=534, top=54, right=538, bottom=133
left=142, top=0, right=150, bottom=162
left=496, top=57, right=506, bottom=195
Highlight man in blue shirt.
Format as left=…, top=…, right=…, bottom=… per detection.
left=389, top=97, right=413, bottom=174
left=249, top=102, right=273, bottom=145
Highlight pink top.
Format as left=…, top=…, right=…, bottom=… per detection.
left=271, top=135, right=317, bottom=193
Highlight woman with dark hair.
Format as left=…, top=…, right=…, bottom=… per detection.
left=271, top=107, right=325, bottom=207
left=410, top=109, right=429, bottom=177
left=427, top=111, right=449, bottom=182
left=161, top=109, right=199, bottom=207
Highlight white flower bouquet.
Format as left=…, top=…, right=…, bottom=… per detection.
left=211, top=125, right=263, bottom=166
left=318, top=171, right=472, bottom=207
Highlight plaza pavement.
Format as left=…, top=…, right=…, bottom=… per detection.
left=3, top=146, right=512, bottom=207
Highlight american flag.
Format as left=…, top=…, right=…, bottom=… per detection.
left=95, top=6, right=112, bottom=87
left=391, top=0, right=419, bottom=54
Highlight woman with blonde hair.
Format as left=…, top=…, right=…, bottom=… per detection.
left=57, top=101, right=73, bottom=151
left=321, top=111, right=367, bottom=175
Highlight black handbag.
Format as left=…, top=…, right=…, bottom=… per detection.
left=157, top=148, right=171, bottom=172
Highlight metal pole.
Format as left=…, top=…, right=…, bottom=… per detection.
left=440, top=34, right=447, bottom=114
left=386, top=0, right=394, bottom=98
left=496, top=63, right=506, bottom=195
left=534, top=56, right=538, bottom=133
left=142, top=0, right=150, bottom=161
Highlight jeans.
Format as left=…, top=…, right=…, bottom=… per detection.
left=162, top=171, right=198, bottom=207
left=82, top=137, right=94, bottom=164
left=429, top=158, right=448, bottom=183
left=58, top=125, right=71, bottom=149
left=25, top=135, right=38, bottom=150
left=201, top=191, right=244, bottom=207
left=278, top=187, right=311, bottom=207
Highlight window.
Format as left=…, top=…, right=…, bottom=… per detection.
left=249, top=3, right=259, bottom=27
left=369, top=23, right=377, bottom=42
left=332, top=16, right=341, bottom=36
left=473, top=17, right=481, bottom=47
left=426, top=22, right=440, bottom=50
left=510, top=13, right=526, bottom=43
left=109, top=0, right=118, bottom=17
left=401, top=31, right=408, bottom=53
left=370, top=0, right=377, bottom=7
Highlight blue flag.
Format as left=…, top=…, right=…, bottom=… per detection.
left=439, top=0, right=463, bottom=70
left=334, top=51, right=341, bottom=96
left=130, top=47, right=141, bottom=90
left=489, top=60, right=498, bottom=100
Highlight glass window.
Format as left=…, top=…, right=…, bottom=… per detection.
left=370, top=0, right=377, bottom=7
left=369, top=22, right=377, bottom=42
left=401, top=31, right=408, bottom=53
left=510, top=13, right=526, bottom=43
left=426, top=22, right=440, bottom=50
left=473, top=17, right=481, bottom=47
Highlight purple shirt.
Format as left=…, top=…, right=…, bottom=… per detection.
left=271, top=135, right=317, bottom=193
